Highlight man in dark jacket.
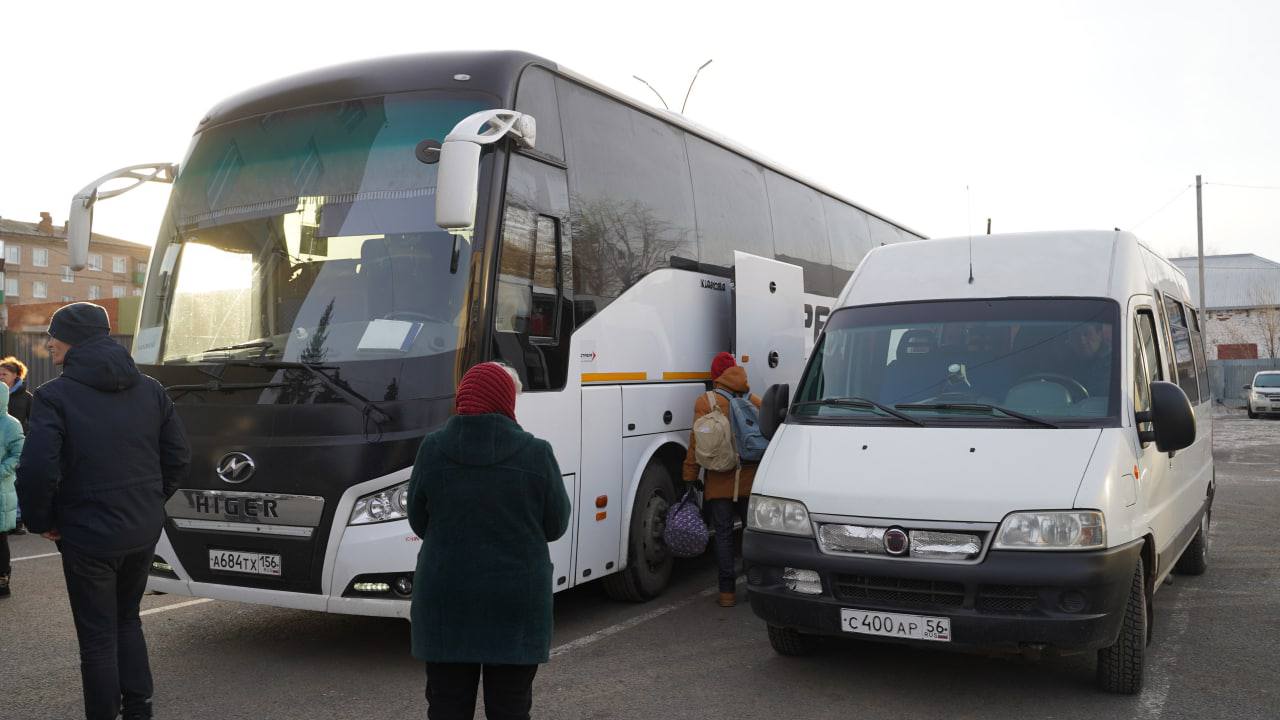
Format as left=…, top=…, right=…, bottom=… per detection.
left=16, top=303, right=190, bottom=720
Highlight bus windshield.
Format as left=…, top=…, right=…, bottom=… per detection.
left=136, top=91, right=495, bottom=368
left=794, top=298, right=1121, bottom=426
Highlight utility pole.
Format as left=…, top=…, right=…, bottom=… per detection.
left=1196, top=175, right=1206, bottom=313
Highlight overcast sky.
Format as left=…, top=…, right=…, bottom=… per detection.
left=3, top=0, right=1278, bottom=261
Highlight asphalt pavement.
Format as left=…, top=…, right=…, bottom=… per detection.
left=3, top=408, right=1277, bottom=719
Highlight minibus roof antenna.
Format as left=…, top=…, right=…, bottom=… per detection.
left=967, top=185, right=975, bottom=284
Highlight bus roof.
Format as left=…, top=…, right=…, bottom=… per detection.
left=196, top=50, right=925, bottom=240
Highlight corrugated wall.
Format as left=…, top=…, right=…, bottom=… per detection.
left=1210, top=359, right=1280, bottom=406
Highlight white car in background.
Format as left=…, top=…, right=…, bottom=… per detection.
left=1245, top=371, right=1280, bottom=418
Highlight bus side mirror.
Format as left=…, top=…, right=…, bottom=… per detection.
left=1148, top=380, right=1195, bottom=453
left=435, top=141, right=482, bottom=229
left=434, top=109, right=536, bottom=231
left=67, top=195, right=95, bottom=271
left=760, top=383, right=789, bottom=440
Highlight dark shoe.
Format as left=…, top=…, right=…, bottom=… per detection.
left=8, top=522, right=26, bottom=535
left=717, top=591, right=736, bottom=608
left=0, top=575, right=10, bottom=598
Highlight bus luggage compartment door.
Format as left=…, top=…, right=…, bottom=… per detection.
left=733, top=251, right=806, bottom=391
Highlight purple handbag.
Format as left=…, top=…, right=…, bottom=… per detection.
left=663, top=489, right=709, bottom=558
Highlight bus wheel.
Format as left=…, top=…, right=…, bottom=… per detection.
left=604, top=462, right=676, bottom=602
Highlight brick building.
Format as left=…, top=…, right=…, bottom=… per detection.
left=0, top=213, right=151, bottom=325
left=1171, top=253, right=1280, bottom=359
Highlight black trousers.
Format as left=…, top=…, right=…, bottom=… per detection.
left=425, top=662, right=538, bottom=720
left=61, top=546, right=155, bottom=720
left=707, top=497, right=750, bottom=593
left=0, top=531, right=9, bottom=576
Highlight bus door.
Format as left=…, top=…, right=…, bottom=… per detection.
left=495, top=153, right=580, bottom=590
left=733, top=251, right=806, bottom=391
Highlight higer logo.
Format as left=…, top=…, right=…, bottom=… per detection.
left=216, top=452, right=256, bottom=485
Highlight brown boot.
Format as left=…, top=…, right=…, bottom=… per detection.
left=717, top=591, right=736, bottom=608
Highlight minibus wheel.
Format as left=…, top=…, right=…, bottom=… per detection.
left=1096, top=557, right=1147, bottom=694
left=1174, top=509, right=1210, bottom=576
left=767, top=624, right=816, bottom=656
left=603, top=463, right=676, bottom=602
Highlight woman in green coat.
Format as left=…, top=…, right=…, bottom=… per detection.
left=0, top=382, right=27, bottom=598
left=408, top=362, right=571, bottom=720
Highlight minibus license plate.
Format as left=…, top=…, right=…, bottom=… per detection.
left=209, top=550, right=281, bottom=576
left=840, top=608, right=950, bottom=642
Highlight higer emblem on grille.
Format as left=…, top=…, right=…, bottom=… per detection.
left=216, top=452, right=256, bottom=484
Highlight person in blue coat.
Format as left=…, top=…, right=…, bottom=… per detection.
left=16, top=303, right=190, bottom=720
left=408, top=362, right=571, bottom=720
left=0, top=381, right=26, bottom=598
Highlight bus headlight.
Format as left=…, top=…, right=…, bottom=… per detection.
left=349, top=481, right=410, bottom=525
left=993, top=511, right=1105, bottom=550
left=748, top=495, right=813, bottom=537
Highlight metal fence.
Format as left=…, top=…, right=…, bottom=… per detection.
left=1209, top=358, right=1280, bottom=406
left=0, top=332, right=133, bottom=389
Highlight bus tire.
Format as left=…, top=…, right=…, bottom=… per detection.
left=1096, top=557, right=1147, bottom=695
left=604, top=462, right=676, bottom=602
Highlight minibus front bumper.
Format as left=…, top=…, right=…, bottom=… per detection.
left=744, top=530, right=1143, bottom=653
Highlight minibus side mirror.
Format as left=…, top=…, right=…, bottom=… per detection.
left=760, top=383, right=789, bottom=440
left=1140, top=380, right=1196, bottom=453
left=1242, top=384, right=1251, bottom=390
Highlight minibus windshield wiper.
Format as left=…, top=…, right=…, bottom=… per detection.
left=792, top=396, right=925, bottom=426
left=200, top=340, right=275, bottom=357
left=894, top=402, right=1059, bottom=429
left=224, top=359, right=392, bottom=425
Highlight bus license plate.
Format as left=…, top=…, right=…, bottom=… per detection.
left=209, top=549, right=281, bottom=576
left=840, top=608, right=951, bottom=642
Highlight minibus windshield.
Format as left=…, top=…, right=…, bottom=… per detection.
left=794, top=298, right=1121, bottom=426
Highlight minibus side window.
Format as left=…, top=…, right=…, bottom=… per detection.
left=1188, top=307, right=1210, bottom=400
left=1161, top=296, right=1201, bottom=404
left=1133, top=314, right=1156, bottom=440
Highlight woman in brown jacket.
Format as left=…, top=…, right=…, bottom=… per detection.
left=682, top=352, right=761, bottom=608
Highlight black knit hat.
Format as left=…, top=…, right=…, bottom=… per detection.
left=48, top=302, right=111, bottom=346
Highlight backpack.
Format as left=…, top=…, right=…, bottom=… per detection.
left=715, top=389, right=769, bottom=463
left=663, top=489, right=709, bottom=558
left=692, top=391, right=739, bottom=472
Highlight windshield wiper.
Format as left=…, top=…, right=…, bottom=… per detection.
left=164, top=379, right=286, bottom=400
left=894, top=402, right=1059, bottom=429
left=226, top=360, right=392, bottom=425
left=792, top=396, right=925, bottom=426
left=200, top=340, right=275, bottom=357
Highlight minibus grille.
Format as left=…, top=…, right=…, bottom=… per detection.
left=975, top=584, right=1039, bottom=614
left=833, top=574, right=965, bottom=608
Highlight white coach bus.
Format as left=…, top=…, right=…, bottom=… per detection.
left=64, top=51, right=923, bottom=617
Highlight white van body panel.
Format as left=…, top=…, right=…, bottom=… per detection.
left=1072, top=428, right=1142, bottom=545
left=755, top=423, right=1103, bottom=522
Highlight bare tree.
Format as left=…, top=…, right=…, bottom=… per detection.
left=1250, top=284, right=1280, bottom=359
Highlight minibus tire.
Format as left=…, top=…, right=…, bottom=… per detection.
left=1247, top=408, right=1258, bottom=419
left=1174, top=510, right=1210, bottom=576
left=767, top=624, right=815, bottom=656
left=1096, top=558, right=1147, bottom=695
left=603, top=463, right=676, bottom=602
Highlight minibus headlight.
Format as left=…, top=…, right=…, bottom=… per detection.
left=350, top=481, right=411, bottom=525
left=993, top=511, right=1105, bottom=550
left=748, top=495, right=813, bottom=537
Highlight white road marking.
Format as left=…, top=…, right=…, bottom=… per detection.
left=12, top=552, right=60, bottom=563
left=140, top=598, right=214, bottom=616
left=550, top=580, right=739, bottom=658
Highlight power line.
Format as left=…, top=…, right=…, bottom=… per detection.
left=1128, top=184, right=1192, bottom=231
left=1204, top=181, right=1280, bottom=191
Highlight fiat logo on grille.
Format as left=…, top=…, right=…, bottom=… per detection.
left=216, top=452, right=256, bottom=485
left=883, top=528, right=910, bottom=556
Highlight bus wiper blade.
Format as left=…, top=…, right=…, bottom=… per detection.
left=202, top=340, right=275, bottom=354
left=792, top=396, right=925, bottom=426
left=894, top=402, right=1059, bottom=429
left=226, top=360, right=392, bottom=425
left=164, top=380, right=286, bottom=400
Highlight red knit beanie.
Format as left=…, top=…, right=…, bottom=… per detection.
left=710, top=352, right=736, bottom=380
left=456, top=362, right=518, bottom=420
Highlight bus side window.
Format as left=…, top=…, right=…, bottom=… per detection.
left=1133, top=314, right=1154, bottom=441
left=1161, top=296, right=1201, bottom=404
